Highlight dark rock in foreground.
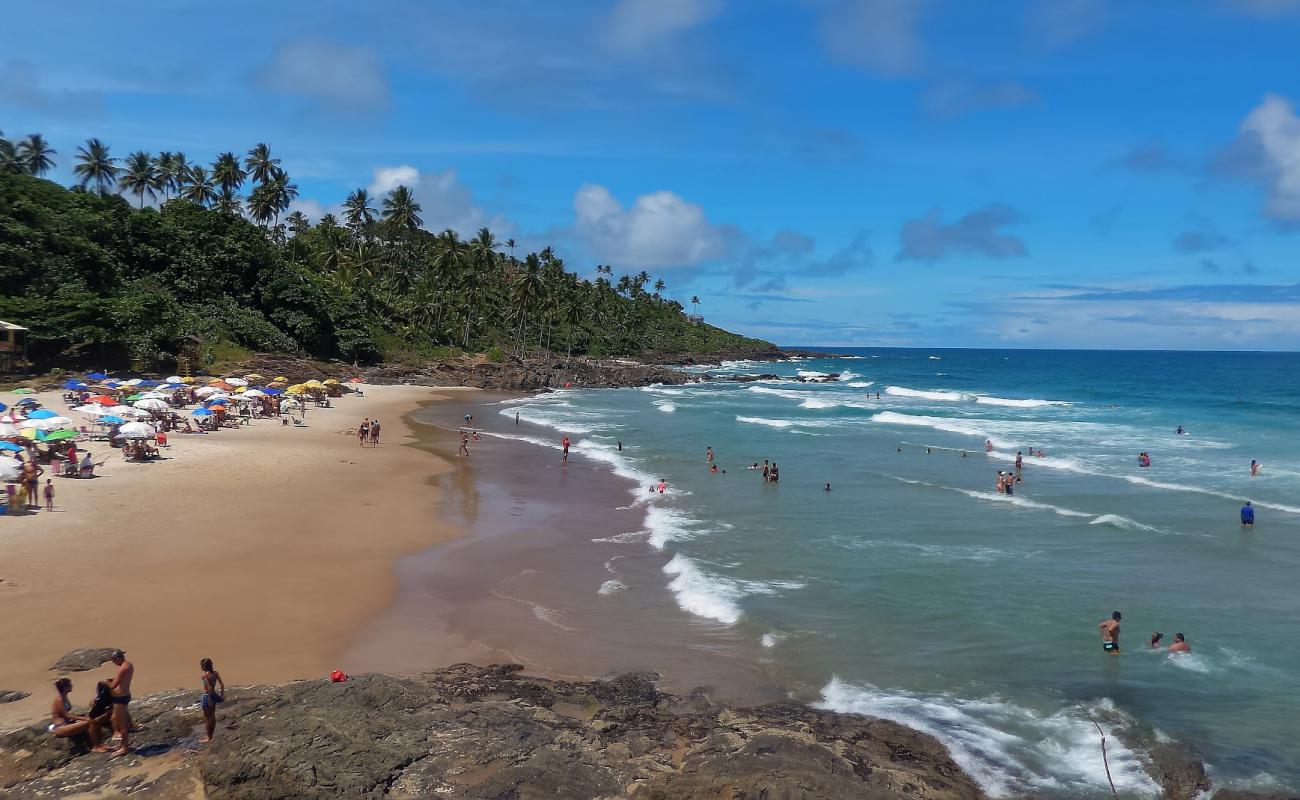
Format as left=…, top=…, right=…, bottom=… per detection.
left=0, top=664, right=985, bottom=799
left=0, top=691, right=29, bottom=704
left=49, top=648, right=118, bottom=672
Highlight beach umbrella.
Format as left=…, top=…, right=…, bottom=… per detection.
left=0, top=441, right=22, bottom=452
left=208, top=404, right=227, bottom=413
left=86, top=371, right=108, bottom=380
left=117, top=422, right=156, bottom=439
left=122, top=378, right=143, bottom=386
left=0, top=460, right=20, bottom=481
left=323, top=378, right=340, bottom=385
left=122, top=407, right=154, bottom=419
left=244, top=373, right=264, bottom=381
left=98, top=415, right=126, bottom=425
left=191, top=408, right=213, bottom=417
left=63, top=380, right=88, bottom=390
left=225, top=377, right=248, bottom=387
left=16, top=398, right=38, bottom=406
left=11, top=387, right=35, bottom=395
left=0, top=402, right=6, bottom=412
left=26, top=409, right=59, bottom=419
left=133, top=398, right=169, bottom=412
left=85, top=395, right=118, bottom=406
left=140, top=391, right=169, bottom=400
left=73, top=404, right=111, bottom=416
left=194, top=386, right=221, bottom=398
left=138, top=379, right=158, bottom=387
left=165, top=375, right=183, bottom=384
left=262, top=387, right=283, bottom=396
left=0, top=412, right=22, bottom=424
left=303, top=380, right=325, bottom=389
left=284, top=384, right=308, bottom=395
left=348, top=377, right=364, bottom=383
left=22, top=417, right=70, bottom=432
left=125, top=393, right=145, bottom=401
left=0, top=422, right=19, bottom=437
left=241, top=389, right=267, bottom=398
left=37, top=429, right=78, bottom=443
left=180, top=376, right=195, bottom=384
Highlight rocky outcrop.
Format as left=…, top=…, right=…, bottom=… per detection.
left=364, top=358, right=691, bottom=391
left=0, top=664, right=985, bottom=800
left=0, top=691, right=28, bottom=704
left=49, top=648, right=117, bottom=672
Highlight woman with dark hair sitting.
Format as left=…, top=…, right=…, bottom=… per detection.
left=49, top=678, right=109, bottom=752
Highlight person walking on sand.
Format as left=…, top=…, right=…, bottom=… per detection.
left=459, top=431, right=470, bottom=457
left=1241, top=500, right=1254, bottom=529
left=1168, top=633, right=1191, bottom=653
left=562, top=436, right=570, bottom=464
left=370, top=418, right=381, bottom=446
left=48, top=678, right=109, bottom=752
left=106, top=650, right=134, bottom=756
left=199, top=658, right=225, bottom=743
left=358, top=419, right=370, bottom=447
left=1100, top=611, right=1122, bottom=655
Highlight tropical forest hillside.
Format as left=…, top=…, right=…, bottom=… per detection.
left=0, top=133, right=774, bottom=371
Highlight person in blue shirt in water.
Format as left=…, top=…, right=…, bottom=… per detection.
left=1241, top=501, right=1255, bottom=529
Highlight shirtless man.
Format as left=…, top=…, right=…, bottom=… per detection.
left=1099, top=611, right=1122, bottom=655
left=106, top=650, right=134, bottom=756
left=706, top=446, right=714, bottom=464
left=1168, top=633, right=1191, bottom=653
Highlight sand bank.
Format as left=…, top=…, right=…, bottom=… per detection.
left=0, top=383, right=463, bottom=727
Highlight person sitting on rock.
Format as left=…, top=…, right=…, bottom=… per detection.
left=48, top=678, right=109, bottom=752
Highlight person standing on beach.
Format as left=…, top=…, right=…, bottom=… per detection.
left=43, top=479, right=54, bottom=511
left=1241, top=500, right=1254, bottom=528
left=199, top=658, right=225, bottom=743
left=106, top=650, right=133, bottom=756
left=562, top=436, right=570, bottom=464
left=370, top=419, right=381, bottom=446
left=1100, top=611, right=1122, bottom=655
left=358, top=419, right=370, bottom=447
left=459, top=432, right=470, bottom=457
left=515, top=412, right=520, bottom=426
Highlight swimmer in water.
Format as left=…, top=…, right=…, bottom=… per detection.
left=1176, top=426, right=1185, bottom=435
left=1100, top=611, right=1122, bottom=655
left=825, top=483, right=832, bottom=491
left=1168, top=633, right=1191, bottom=653
left=1015, top=451, right=1023, bottom=472
left=657, top=479, right=666, bottom=494
left=1241, top=500, right=1254, bottom=528
left=1149, top=632, right=1164, bottom=649
left=1250, top=459, right=1260, bottom=477
left=710, top=464, right=718, bottom=474
left=706, top=446, right=714, bottom=463
left=996, top=471, right=1006, bottom=494
left=985, top=439, right=994, bottom=452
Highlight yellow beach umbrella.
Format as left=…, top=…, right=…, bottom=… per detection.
left=274, top=376, right=289, bottom=383
left=284, top=384, right=308, bottom=395
left=180, top=376, right=195, bottom=384
left=323, top=379, right=340, bottom=385
left=303, top=380, right=325, bottom=389
left=244, top=373, right=264, bottom=381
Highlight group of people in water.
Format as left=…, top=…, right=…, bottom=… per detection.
left=1099, top=611, right=1191, bottom=655
left=48, top=651, right=227, bottom=758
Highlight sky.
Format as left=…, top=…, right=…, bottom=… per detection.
left=3, top=0, right=1300, bottom=350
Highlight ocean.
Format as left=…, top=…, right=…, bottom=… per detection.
left=491, top=348, right=1300, bottom=798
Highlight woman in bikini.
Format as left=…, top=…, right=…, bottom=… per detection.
left=49, top=678, right=109, bottom=751
left=199, top=658, right=225, bottom=743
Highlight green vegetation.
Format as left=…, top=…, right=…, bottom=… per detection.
left=0, top=133, right=773, bottom=371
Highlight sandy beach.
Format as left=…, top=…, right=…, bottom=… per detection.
left=0, top=383, right=463, bottom=727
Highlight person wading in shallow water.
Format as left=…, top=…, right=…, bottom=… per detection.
left=1100, top=611, right=1122, bottom=655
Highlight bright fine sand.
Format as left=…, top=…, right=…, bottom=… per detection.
left=0, top=384, right=463, bottom=727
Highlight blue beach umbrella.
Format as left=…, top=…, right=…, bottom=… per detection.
left=262, top=387, right=283, bottom=396
left=0, top=402, right=6, bottom=412
left=191, top=408, right=213, bottom=417
left=98, top=415, right=127, bottom=425
left=17, top=398, right=37, bottom=406
left=63, top=380, right=88, bottom=390
left=86, top=371, right=108, bottom=381
left=27, top=409, right=58, bottom=419
left=0, top=442, right=22, bottom=452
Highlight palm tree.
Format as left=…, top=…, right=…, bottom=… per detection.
left=285, top=210, right=311, bottom=235
left=73, top=138, right=118, bottom=194
left=381, top=185, right=423, bottom=232
left=17, top=133, right=56, bottom=176
left=653, top=278, right=666, bottom=300
left=168, top=152, right=190, bottom=196
left=118, top=151, right=160, bottom=208
left=690, top=295, right=701, bottom=317
left=343, top=188, right=376, bottom=230
left=0, top=131, right=18, bottom=173
left=266, top=172, right=298, bottom=225
left=246, top=183, right=277, bottom=226
left=153, top=152, right=176, bottom=198
left=245, top=143, right=280, bottom=185
left=213, top=186, right=243, bottom=217
left=212, top=152, right=246, bottom=195
left=180, top=165, right=217, bottom=206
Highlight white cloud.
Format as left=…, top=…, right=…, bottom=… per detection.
left=817, top=0, right=928, bottom=76
left=573, top=184, right=735, bottom=269
left=1025, top=0, right=1110, bottom=47
left=1237, top=93, right=1300, bottom=222
left=919, top=79, right=1038, bottom=119
left=366, top=164, right=512, bottom=236
left=603, top=0, right=724, bottom=52
left=254, top=39, right=390, bottom=112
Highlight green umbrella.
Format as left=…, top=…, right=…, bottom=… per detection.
left=11, top=387, right=35, bottom=395
left=125, top=393, right=145, bottom=401
left=38, top=429, right=78, bottom=442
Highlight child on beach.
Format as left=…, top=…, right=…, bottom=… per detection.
left=43, top=479, right=54, bottom=511
left=358, top=419, right=370, bottom=447
left=199, top=658, right=225, bottom=743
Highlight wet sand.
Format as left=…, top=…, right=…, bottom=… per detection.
left=342, top=394, right=790, bottom=707
left=0, top=384, right=464, bottom=727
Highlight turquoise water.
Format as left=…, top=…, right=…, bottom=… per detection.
left=499, top=349, right=1300, bottom=797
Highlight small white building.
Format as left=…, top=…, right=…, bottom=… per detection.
left=0, top=320, right=29, bottom=370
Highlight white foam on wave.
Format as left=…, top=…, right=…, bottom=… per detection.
left=598, top=579, right=627, bottom=595
left=574, top=438, right=660, bottom=494
left=1089, top=514, right=1160, bottom=532
left=953, top=488, right=1094, bottom=518
left=760, top=632, right=785, bottom=648
left=988, top=450, right=1090, bottom=475
left=746, top=385, right=811, bottom=400
left=886, top=385, right=971, bottom=402
left=736, top=415, right=843, bottom=430
left=640, top=384, right=686, bottom=396
left=846, top=381, right=873, bottom=388
left=872, top=411, right=1015, bottom=449
left=797, top=369, right=828, bottom=378
left=654, top=400, right=677, bottom=413
left=975, top=395, right=1071, bottom=408
left=816, top=678, right=1159, bottom=798
left=663, top=553, right=743, bottom=624
left=839, top=368, right=859, bottom=380
left=1124, top=475, right=1300, bottom=515
left=800, top=397, right=839, bottom=409
left=499, top=403, right=598, bottom=433
left=738, top=415, right=794, bottom=429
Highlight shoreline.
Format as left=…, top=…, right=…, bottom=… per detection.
left=0, top=383, right=460, bottom=728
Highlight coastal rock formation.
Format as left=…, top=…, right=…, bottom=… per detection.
left=0, top=691, right=29, bottom=704
left=49, top=648, right=117, bottom=672
left=0, top=663, right=985, bottom=800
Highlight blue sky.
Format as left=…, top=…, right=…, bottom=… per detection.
left=4, top=0, right=1300, bottom=349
